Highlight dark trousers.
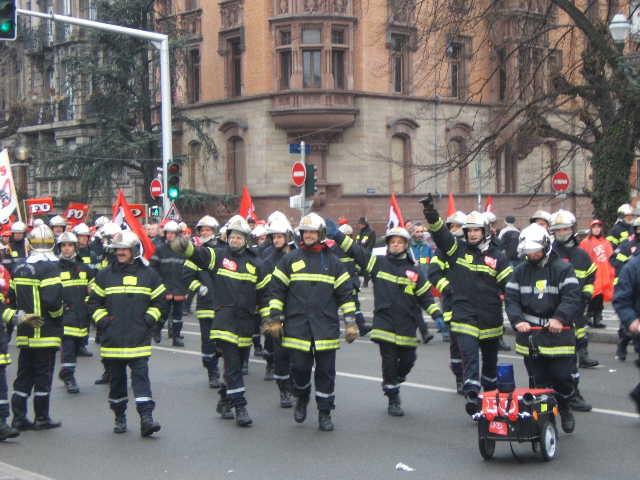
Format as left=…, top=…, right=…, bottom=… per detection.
left=164, top=299, right=184, bottom=331
left=271, top=337, right=291, bottom=392
left=587, top=294, right=604, bottom=316
left=378, top=342, right=416, bottom=396
left=218, top=341, right=247, bottom=407
left=289, top=348, right=336, bottom=411
left=104, top=357, right=154, bottom=415
left=618, top=328, right=640, bottom=355
left=449, top=332, right=463, bottom=380
left=0, top=366, right=8, bottom=419
left=523, top=355, right=576, bottom=408
left=455, top=334, right=499, bottom=395
left=60, top=335, right=86, bottom=377
left=12, top=347, right=57, bottom=420
left=198, top=317, right=219, bottom=371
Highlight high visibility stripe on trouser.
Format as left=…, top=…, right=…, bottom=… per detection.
left=64, top=326, right=88, bottom=337
left=370, top=329, right=419, bottom=347
left=103, top=357, right=154, bottom=414
left=288, top=348, right=336, bottom=411
left=209, top=330, right=252, bottom=348
left=449, top=322, right=504, bottom=340
left=100, top=346, right=152, bottom=359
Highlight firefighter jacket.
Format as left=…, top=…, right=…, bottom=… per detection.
left=338, top=233, right=442, bottom=347
left=183, top=238, right=216, bottom=321
left=613, top=254, right=640, bottom=330
left=428, top=249, right=453, bottom=323
left=505, top=252, right=581, bottom=357
left=552, top=239, right=596, bottom=340
left=355, top=224, right=376, bottom=251
left=185, top=243, right=271, bottom=347
left=7, top=239, right=27, bottom=272
left=611, top=236, right=640, bottom=275
left=10, top=256, right=64, bottom=349
left=78, top=246, right=99, bottom=270
left=428, top=217, right=513, bottom=340
left=607, top=220, right=633, bottom=248
left=326, top=239, right=360, bottom=292
left=59, top=257, right=94, bottom=338
left=151, top=239, right=187, bottom=297
left=90, top=237, right=105, bottom=263
left=88, top=258, right=166, bottom=359
left=269, top=243, right=355, bottom=352
left=0, top=294, right=16, bottom=366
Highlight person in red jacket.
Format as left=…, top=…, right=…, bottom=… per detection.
left=579, top=219, right=615, bottom=329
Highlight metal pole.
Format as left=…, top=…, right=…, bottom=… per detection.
left=477, top=155, right=482, bottom=211
left=300, top=141, right=306, bottom=216
left=17, top=8, right=173, bottom=212
left=433, top=96, right=439, bottom=195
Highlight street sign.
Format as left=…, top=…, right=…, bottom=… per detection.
left=150, top=178, right=163, bottom=199
left=162, top=201, right=182, bottom=222
left=289, top=143, right=312, bottom=155
left=149, top=205, right=162, bottom=218
left=291, top=161, right=307, bottom=187
left=551, top=171, right=570, bottom=193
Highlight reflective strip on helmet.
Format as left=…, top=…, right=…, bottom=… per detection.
left=315, top=339, right=340, bottom=351
left=217, top=269, right=257, bottom=283
left=281, top=337, right=312, bottom=352
left=334, top=272, right=350, bottom=289
left=101, top=346, right=152, bottom=358
left=273, top=267, right=290, bottom=285
left=64, top=326, right=88, bottom=337
left=290, top=273, right=334, bottom=285
left=370, top=328, right=419, bottom=347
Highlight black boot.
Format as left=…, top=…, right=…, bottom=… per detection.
left=242, top=358, right=249, bottom=376
left=318, top=410, right=334, bottom=432
left=64, top=376, right=80, bottom=394
left=140, top=413, right=161, bottom=437
left=11, top=394, right=33, bottom=431
left=294, top=395, right=309, bottom=423
left=278, top=380, right=293, bottom=408
left=0, top=418, right=19, bottom=441
left=498, top=337, right=511, bottom=351
left=419, top=328, right=434, bottom=345
left=630, top=385, right=640, bottom=415
left=77, top=345, right=93, bottom=357
left=591, top=312, right=606, bottom=329
left=113, top=413, right=127, bottom=434
left=94, top=364, right=110, bottom=385
left=578, top=347, right=599, bottom=368
left=465, top=391, right=481, bottom=416
left=234, top=405, right=252, bottom=427
left=207, top=365, right=221, bottom=389
left=152, top=324, right=162, bottom=344
left=559, top=407, right=575, bottom=433
left=264, top=363, right=275, bottom=381
left=33, top=394, right=61, bottom=430
left=455, top=377, right=464, bottom=395
left=253, top=344, right=264, bottom=358
left=387, top=393, right=404, bottom=417
left=172, top=324, right=184, bottom=347
left=616, top=331, right=629, bottom=361
left=570, top=388, right=592, bottom=412
left=216, top=388, right=234, bottom=420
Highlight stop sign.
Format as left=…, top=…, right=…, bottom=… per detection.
left=551, top=171, right=570, bottom=193
left=291, top=161, right=307, bottom=187
left=150, top=178, right=163, bottom=198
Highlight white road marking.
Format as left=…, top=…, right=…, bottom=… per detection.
left=152, top=345, right=639, bottom=419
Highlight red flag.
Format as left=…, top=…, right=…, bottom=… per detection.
left=239, top=186, right=258, bottom=220
left=26, top=197, right=54, bottom=226
left=387, top=193, right=405, bottom=229
left=129, top=203, right=147, bottom=220
left=112, top=190, right=156, bottom=260
left=64, top=202, right=90, bottom=227
left=447, top=193, right=456, bottom=218
left=484, top=195, right=494, bottom=213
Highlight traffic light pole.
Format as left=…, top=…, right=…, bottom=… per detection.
left=16, top=8, right=173, bottom=213
left=300, top=141, right=306, bottom=216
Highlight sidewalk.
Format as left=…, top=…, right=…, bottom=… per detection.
left=0, top=462, right=52, bottom=480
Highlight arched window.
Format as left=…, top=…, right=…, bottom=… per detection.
left=226, top=136, right=246, bottom=195
left=390, top=134, right=411, bottom=193
left=187, top=141, right=201, bottom=190
left=447, top=138, right=468, bottom=193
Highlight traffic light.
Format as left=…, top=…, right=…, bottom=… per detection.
left=167, top=161, right=181, bottom=200
left=0, top=1, right=16, bottom=41
left=305, top=163, right=318, bottom=197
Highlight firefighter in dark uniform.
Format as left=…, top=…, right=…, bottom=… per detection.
left=334, top=225, right=443, bottom=416
left=71, top=222, right=98, bottom=357
left=428, top=210, right=466, bottom=393
left=151, top=220, right=187, bottom=347
left=612, top=252, right=640, bottom=414
left=57, top=232, right=94, bottom=394
left=91, top=216, right=111, bottom=265
left=610, top=217, right=640, bottom=362
left=8, top=221, right=28, bottom=273
left=172, top=215, right=271, bottom=428
left=49, top=215, right=67, bottom=240
left=261, top=215, right=296, bottom=408
left=607, top=203, right=635, bottom=249
left=355, top=217, right=376, bottom=287
left=422, top=197, right=513, bottom=415
left=183, top=215, right=222, bottom=388
left=9, top=225, right=64, bottom=431
left=505, top=223, right=581, bottom=434
left=266, top=213, right=357, bottom=432
left=550, top=209, right=597, bottom=412
left=88, top=230, right=166, bottom=437
left=0, top=293, right=19, bottom=441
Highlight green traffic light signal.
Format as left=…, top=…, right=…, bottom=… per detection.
left=168, top=185, right=180, bottom=200
left=0, top=0, right=16, bottom=41
left=305, top=164, right=318, bottom=197
left=167, top=161, right=181, bottom=200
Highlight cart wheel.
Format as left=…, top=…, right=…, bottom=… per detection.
left=539, top=419, right=558, bottom=462
left=478, top=437, right=496, bottom=460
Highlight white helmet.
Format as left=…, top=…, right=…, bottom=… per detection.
left=463, top=211, right=488, bottom=230
left=196, top=215, right=219, bottom=231
left=446, top=211, right=467, bottom=226
left=10, top=221, right=27, bottom=234
left=550, top=209, right=576, bottom=231
left=267, top=210, right=288, bottom=225
left=100, top=222, right=122, bottom=239
left=226, top=215, right=252, bottom=236
left=111, top=230, right=141, bottom=257
left=632, top=217, right=640, bottom=228
left=338, top=224, right=353, bottom=236
left=163, top=220, right=180, bottom=233
left=384, top=227, right=411, bottom=242
left=484, top=211, right=497, bottom=224
left=298, top=213, right=326, bottom=232
left=517, top=223, right=552, bottom=256
left=529, top=210, right=552, bottom=225
left=32, top=218, right=45, bottom=227
left=28, top=225, right=55, bottom=253
left=618, top=203, right=634, bottom=217
left=95, top=216, right=109, bottom=228
left=267, top=217, right=293, bottom=236
left=57, top=231, right=78, bottom=244
left=49, top=215, right=67, bottom=228
left=72, top=222, right=91, bottom=236
left=178, top=222, right=188, bottom=232
left=252, top=225, right=268, bottom=238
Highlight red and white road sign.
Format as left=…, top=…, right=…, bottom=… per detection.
left=291, top=161, right=307, bottom=187
left=150, top=178, right=163, bottom=198
left=551, top=171, right=570, bottom=193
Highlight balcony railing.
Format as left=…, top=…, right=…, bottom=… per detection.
left=156, top=9, right=202, bottom=40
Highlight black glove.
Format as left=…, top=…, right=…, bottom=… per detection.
left=419, top=194, right=439, bottom=224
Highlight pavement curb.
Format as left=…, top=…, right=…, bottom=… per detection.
left=0, top=462, right=53, bottom=480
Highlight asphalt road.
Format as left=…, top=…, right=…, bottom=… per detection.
left=1, top=294, right=639, bottom=480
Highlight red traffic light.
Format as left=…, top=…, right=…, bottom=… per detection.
left=168, top=162, right=180, bottom=175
